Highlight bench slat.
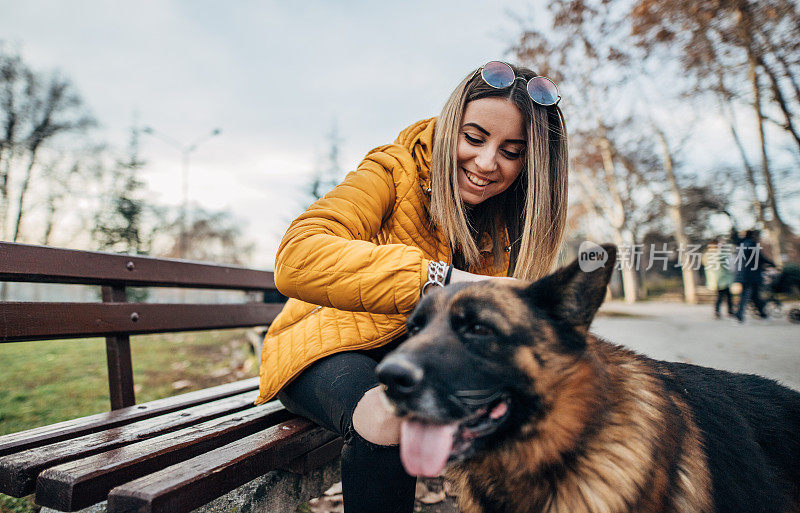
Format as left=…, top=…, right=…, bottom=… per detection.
left=35, top=401, right=291, bottom=511
left=0, top=390, right=260, bottom=496
left=0, top=378, right=259, bottom=457
left=0, top=242, right=275, bottom=290
left=278, top=437, right=344, bottom=475
left=106, top=419, right=338, bottom=513
left=0, top=303, right=283, bottom=342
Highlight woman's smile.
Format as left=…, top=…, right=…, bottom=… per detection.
left=463, top=168, right=494, bottom=187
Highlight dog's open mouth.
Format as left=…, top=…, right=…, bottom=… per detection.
left=399, top=395, right=510, bottom=477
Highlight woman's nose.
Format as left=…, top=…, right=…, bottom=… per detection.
left=474, top=148, right=498, bottom=173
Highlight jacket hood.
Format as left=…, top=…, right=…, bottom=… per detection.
left=395, top=117, right=436, bottom=190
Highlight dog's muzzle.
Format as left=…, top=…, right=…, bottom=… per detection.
left=376, top=355, right=511, bottom=477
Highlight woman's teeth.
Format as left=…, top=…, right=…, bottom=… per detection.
left=466, top=170, right=491, bottom=187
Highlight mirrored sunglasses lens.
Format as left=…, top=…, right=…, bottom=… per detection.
left=481, top=61, right=514, bottom=88
left=527, top=77, right=559, bottom=105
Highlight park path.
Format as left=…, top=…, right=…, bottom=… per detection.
left=594, top=299, right=800, bottom=391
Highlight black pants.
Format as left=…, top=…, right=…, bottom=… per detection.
left=277, top=338, right=416, bottom=513
left=737, top=282, right=765, bottom=320
left=715, top=288, right=733, bottom=316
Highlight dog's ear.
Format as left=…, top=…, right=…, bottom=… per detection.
left=523, top=244, right=617, bottom=332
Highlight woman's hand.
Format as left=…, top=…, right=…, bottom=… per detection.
left=448, top=268, right=519, bottom=284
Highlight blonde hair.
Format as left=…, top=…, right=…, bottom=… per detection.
left=429, top=63, right=568, bottom=280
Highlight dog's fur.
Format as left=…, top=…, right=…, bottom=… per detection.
left=377, top=245, right=800, bottom=513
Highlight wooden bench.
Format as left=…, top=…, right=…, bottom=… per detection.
left=0, top=242, right=342, bottom=513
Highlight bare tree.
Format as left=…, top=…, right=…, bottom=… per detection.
left=634, top=127, right=700, bottom=301
left=11, top=73, right=95, bottom=241
left=155, top=206, right=255, bottom=265
left=0, top=47, right=33, bottom=238
left=0, top=44, right=95, bottom=242
left=509, top=0, right=798, bottom=304
left=570, top=126, right=646, bottom=303
left=511, top=24, right=647, bottom=301
left=628, top=0, right=799, bottom=259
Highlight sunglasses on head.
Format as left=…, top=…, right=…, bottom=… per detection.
left=478, top=61, right=561, bottom=107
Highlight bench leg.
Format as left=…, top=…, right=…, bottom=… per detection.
left=102, top=286, right=136, bottom=409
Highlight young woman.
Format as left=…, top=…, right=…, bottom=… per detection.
left=255, top=61, right=568, bottom=512
left=702, top=238, right=735, bottom=319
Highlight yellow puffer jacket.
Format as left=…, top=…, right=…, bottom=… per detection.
left=255, top=117, right=511, bottom=404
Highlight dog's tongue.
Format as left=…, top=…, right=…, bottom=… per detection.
left=400, top=419, right=458, bottom=477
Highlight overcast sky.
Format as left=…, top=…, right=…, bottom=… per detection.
left=3, top=1, right=796, bottom=269
left=2, top=1, right=549, bottom=268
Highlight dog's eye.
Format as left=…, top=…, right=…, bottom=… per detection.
left=407, top=324, right=422, bottom=335
left=464, top=323, right=492, bottom=337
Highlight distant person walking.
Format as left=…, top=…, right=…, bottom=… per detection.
left=703, top=239, right=735, bottom=319
left=731, top=228, right=775, bottom=322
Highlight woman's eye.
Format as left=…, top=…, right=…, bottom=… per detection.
left=464, top=133, right=482, bottom=144
left=501, top=149, right=522, bottom=160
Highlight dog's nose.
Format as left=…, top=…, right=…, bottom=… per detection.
left=376, top=356, right=424, bottom=397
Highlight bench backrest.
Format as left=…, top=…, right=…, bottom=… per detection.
left=0, top=242, right=284, bottom=409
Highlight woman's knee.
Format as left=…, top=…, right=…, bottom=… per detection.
left=351, top=386, right=402, bottom=446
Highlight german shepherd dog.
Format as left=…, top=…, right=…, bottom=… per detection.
left=376, top=245, right=800, bottom=513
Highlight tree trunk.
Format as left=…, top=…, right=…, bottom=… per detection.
left=597, top=135, right=638, bottom=303
left=612, top=229, right=639, bottom=304
left=12, top=149, right=38, bottom=242
left=654, top=128, right=697, bottom=303
left=0, top=147, right=11, bottom=240
left=574, top=170, right=638, bottom=303
left=749, top=57, right=786, bottom=264
left=598, top=143, right=637, bottom=302
left=42, top=195, right=56, bottom=245
left=720, top=96, right=767, bottom=229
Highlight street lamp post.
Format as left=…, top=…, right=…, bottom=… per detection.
left=141, top=126, right=221, bottom=258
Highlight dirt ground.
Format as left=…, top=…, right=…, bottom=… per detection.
left=305, top=477, right=458, bottom=513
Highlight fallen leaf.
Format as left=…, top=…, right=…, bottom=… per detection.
left=419, top=490, right=446, bottom=504
left=210, top=368, right=229, bottom=378
left=171, top=380, right=193, bottom=390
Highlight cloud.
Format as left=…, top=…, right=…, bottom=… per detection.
left=0, top=0, right=532, bottom=267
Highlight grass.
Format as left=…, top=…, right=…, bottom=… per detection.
left=0, top=328, right=258, bottom=513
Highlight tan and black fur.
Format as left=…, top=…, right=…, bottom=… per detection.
left=377, top=245, right=800, bottom=513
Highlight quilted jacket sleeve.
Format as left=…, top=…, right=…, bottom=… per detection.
left=274, top=150, right=430, bottom=315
